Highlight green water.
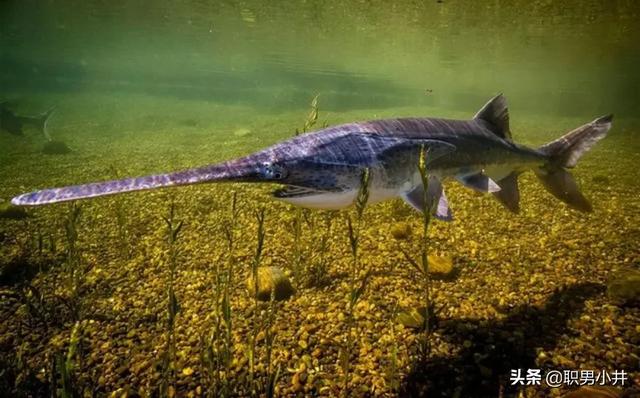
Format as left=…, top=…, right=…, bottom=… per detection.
left=2, top=1, right=639, bottom=116
left=1, top=1, right=639, bottom=397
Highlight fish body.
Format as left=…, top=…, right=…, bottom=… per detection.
left=11, top=95, right=612, bottom=220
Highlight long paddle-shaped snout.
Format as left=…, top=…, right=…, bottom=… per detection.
left=11, top=155, right=267, bottom=206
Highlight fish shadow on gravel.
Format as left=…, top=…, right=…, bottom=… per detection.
left=0, top=254, right=58, bottom=287
left=400, top=282, right=605, bottom=397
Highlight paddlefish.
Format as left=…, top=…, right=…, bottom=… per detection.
left=11, top=94, right=612, bottom=220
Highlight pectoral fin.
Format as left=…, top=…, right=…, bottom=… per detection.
left=456, top=173, right=500, bottom=193
left=401, top=176, right=453, bottom=221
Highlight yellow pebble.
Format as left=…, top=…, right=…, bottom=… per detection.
left=182, top=367, right=194, bottom=376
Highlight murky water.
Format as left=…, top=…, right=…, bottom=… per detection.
left=2, top=1, right=639, bottom=116
left=1, top=1, right=639, bottom=397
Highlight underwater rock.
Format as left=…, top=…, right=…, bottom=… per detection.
left=427, top=254, right=454, bottom=276
left=390, top=222, right=412, bottom=240
left=562, top=386, right=622, bottom=398
left=181, top=367, right=194, bottom=376
left=396, top=305, right=440, bottom=330
left=246, top=266, right=294, bottom=301
left=0, top=202, right=29, bottom=219
left=396, top=307, right=426, bottom=329
left=42, top=140, right=71, bottom=155
left=607, top=268, right=640, bottom=306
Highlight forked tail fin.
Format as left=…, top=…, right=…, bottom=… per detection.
left=534, top=114, right=612, bottom=212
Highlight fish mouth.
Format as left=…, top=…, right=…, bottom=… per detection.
left=272, top=185, right=328, bottom=198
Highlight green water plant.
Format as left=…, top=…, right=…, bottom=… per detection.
left=201, top=192, right=239, bottom=397
left=291, top=93, right=321, bottom=282
left=18, top=284, right=50, bottom=330
left=397, top=145, right=438, bottom=362
left=24, top=219, right=55, bottom=264
left=34, top=226, right=44, bottom=257
left=295, top=93, right=320, bottom=136
left=109, top=165, right=130, bottom=259
left=245, top=209, right=283, bottom=397
left=339, top=168, right=371, bottom=396
left=347, top=168, right=370, bottom=281
left=304, top=211, right=336, bottom=288
left=159, top=202, right=184, bottom=398
left=291, top=207, right=304, bottom=282
left=303, top=94, right=319, bottom=133
left=63, top=203, right=84, bottom=320
left=54, top=321, right=81, bottom=398
left=262, top=291, right=281, bottom=398
left=248, top=208, right=266, bottom=395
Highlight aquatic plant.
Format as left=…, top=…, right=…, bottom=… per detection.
left=290, top=207, right=304, bottom=282
left=201, top=266, right=234, bottom=397
left=34, top=226, right=44, bottom=258
left=25, top=220, right=57, bottom=269
left=243, top=209, right=284, bottom=397
left=63, top=203, right=84, bottom=320
left=339, top=168, right=371, bottom=396
left=302, top=94, right=319, bottom=133
left=64, top=204, right=80, bottom=269
left=261, top=291, right=281, bottom=398
left=54, top=321, right=81, bottom=398
left=109, top=165, right=130, bottom=259
left=291, top=93, right=321, bottom=282
left=397, top=145, right=438, bottom=361
left=159, top=202, right=184, bottom=398
left=248, top=208, right=266, bottom=395
left=304, top=211, right=336, bottom=287
left=295, top=93, right=320, bottom=136
left=18, top=284, right=50, bottom=330
left=201, top=192, right=239, bottom=397
left=346, top=168, right=370, bottom=281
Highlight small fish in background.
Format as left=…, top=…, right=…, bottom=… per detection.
left=11, top=94, right=611, bottom=222
left=0, top=102, right=71, bottom=155
left=0, top=102, right=55, bottom=140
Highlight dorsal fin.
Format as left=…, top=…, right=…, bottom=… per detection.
left=474, top=94, right=511, bottom=140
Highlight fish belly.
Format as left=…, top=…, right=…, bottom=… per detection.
left=278, top=190, right=357, bottom=209
left=278, top=187, right=399, bottom=210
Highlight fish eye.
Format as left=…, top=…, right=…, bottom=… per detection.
left=261, top=163, right=287, bottom=180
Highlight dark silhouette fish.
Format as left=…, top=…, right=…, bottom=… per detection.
left=0, top=102, right=55, bottom=140
left=11, top=95, right=611, bottom=220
